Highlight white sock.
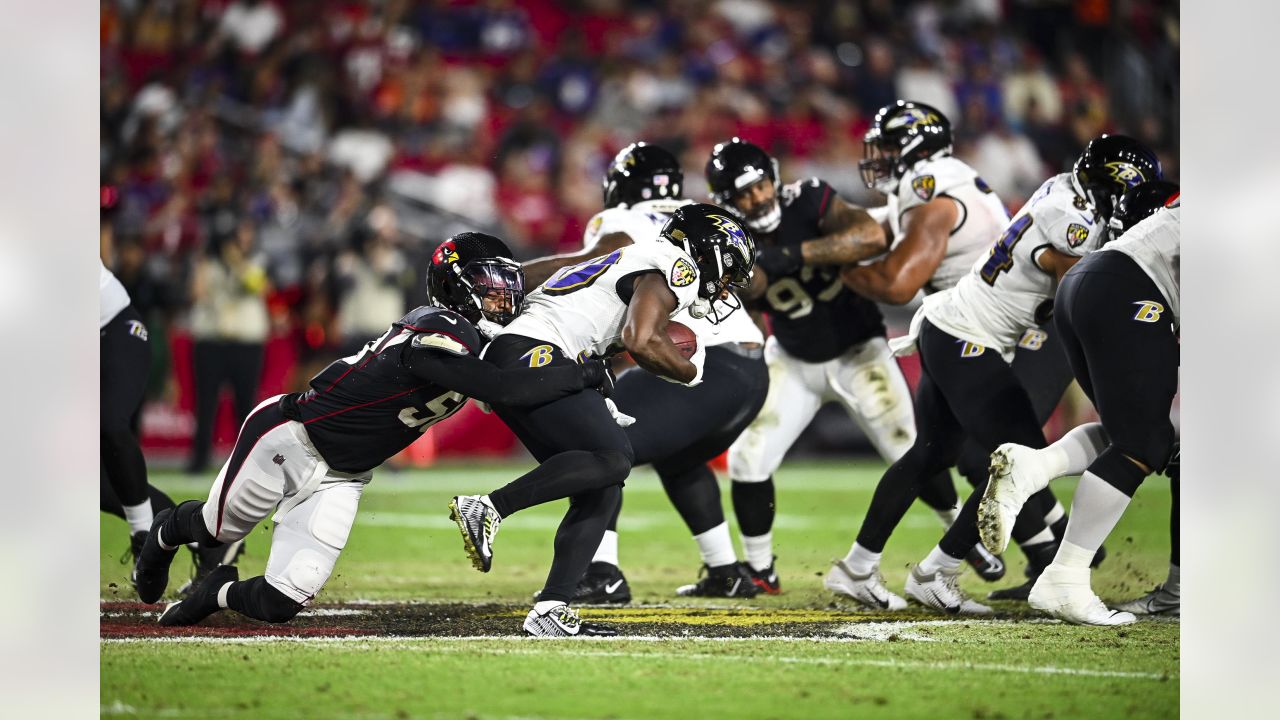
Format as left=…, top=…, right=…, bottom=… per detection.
left=1052, top=539, right=1097, bottom=570
left=917, top=545, right=962, bottom=575
left=533, top=599, right=565, bottom=614
left=216, top=581, right=235, bottom=609
left=1062, top=471, right=1133, bottom=553
left=156, top=524, right=179, bottom=551
left=1043, top=500, right=1066, bottom=527
left=739, top=531, right=773, bottom=571
left=695, top=523, right=738, bottom=568
left=935, top=505, right=960, bottom=528
left=841, top=543, right=880, bottom=575
left=1165, top=564, right=1180, bottom=595
left=1040, top=423, right=1109, bottom=478
left=1023, top=526, right=1055, bottom=546
left=592, top=530, right=619, bottom=567
left=122, top=500, right=154, bottom=535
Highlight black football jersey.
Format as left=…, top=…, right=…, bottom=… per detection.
left=294, top=306, right=481, bottom=473
left=758, top=178, right=886, bottom=362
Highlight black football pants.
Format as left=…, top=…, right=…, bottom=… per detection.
left=101, top=306, right=151, bottom=508
left=484, top=335, right=634, bottom=603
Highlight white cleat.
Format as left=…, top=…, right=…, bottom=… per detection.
left=1114, top=584, right=1180, bottom=617
left=1028, top=564, right=1136, bottom=626
left=449, top=495, right=502, bottom=573
left=905, top=565, right=993, bottom=615
left=523, top=603, right=618, bottom=637
left=824, top=560, right=908, bottom=611
left=979, top=443, right=1051, bottom=555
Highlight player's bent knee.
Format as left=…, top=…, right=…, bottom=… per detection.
left=266, top=547, right=335, bottom=607
left=1088, top=446, right=1152, bottom=497
left=254, top=578, right=306, bottom=623
left=592, top=449, right=633, bottom=485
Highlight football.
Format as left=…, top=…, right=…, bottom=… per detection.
left=666, top=320, right=697, bottom=359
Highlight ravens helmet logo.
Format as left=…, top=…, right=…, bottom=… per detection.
left=706, top=213, right=750, bottom=256
left=886, top=108, right=941, bottom=131
left=1105, top=161, right=1147, bottom=188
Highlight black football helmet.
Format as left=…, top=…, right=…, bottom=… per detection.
left=1073, top=134, right=1162, bottom=223
left=1109, top=180, right=1180, bottom=238
left=859, top=100, right=952, bottom=194
left=602, top=142, right=683, bottom=209
left=659, top=202, right=756, bottom=323
left=426, top=232, right=525, bottom=326
left=705, top=138, right=783, bottom=234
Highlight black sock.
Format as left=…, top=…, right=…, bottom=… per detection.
left=917, top=470, right=959, bottom=513
left=660, top=463, right=724, bottom=536
left=489, top=449, right=631, bottom=518
left=731, top=478, right=775, bottom=537
left=606, top=492, right=622, bottom=533
left=540, top=486, right=622, bottom=603
left=938, top=490, right=983, bottom=559
left=1169, top=475, right=1179, bottom=566
left=226, top=576, right=304, bottom=623
left=162, top=500, right=220, bottom=548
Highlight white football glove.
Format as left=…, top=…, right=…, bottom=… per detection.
left=604, top=398, right=636, bottom=427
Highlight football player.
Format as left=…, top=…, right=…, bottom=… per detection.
left=707, top=138, right=959, bottom=593
left=100, top=258, right=239, bottom=593
left=132, top=233, right=616, bottom=627
left=837, top=134, right=1161, bottom=614
left=826, top=101, right=1081, bottom=605
left=979, top=183, right=1180, bottom=624
left=524, top=143, right=770, bottom=601
left=449, top=204, right=756, bottom=635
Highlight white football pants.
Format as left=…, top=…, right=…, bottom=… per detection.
left=728, top=336, right=917, bottom=481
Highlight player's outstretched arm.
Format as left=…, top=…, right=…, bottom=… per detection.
left=404, top=348, right=610, bottom=408
left=621, top=273, right=697, bottom=384
left=841, top=197, right=957, bottom=305
left=522, top=232, right=633, bottom=288
left=805, top=196, right=888, bottom=265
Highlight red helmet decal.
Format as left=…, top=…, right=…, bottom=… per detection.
left=432, top=240, right=460, bottom=266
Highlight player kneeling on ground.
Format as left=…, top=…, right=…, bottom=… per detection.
left=133, top=233, right=614, bottom=626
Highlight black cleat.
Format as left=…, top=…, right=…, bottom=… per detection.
left=158, top=565, right=238, bottom=627
left=178, top=539, right=246, bottom=597
left=675, top=562, right=762, bottom=598
left=132, top=508, right=179, bottom=603
left=573, top=562, right=632, bottom=604
left=746, top=559, right=782, bottom=594
left=966, top=544, right=1007, bottom=582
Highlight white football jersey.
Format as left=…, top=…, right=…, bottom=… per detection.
left=1105, top=199, right=1180, bottom=324
left=501, top=240, right=702, bottom=359
left=582, top=199, right=764, bottom=347
left=887, top=156, right=1011, bottom=293
left=100, top=260, right=131, bottom=329
left=923, top=172, right=1106, bottom=355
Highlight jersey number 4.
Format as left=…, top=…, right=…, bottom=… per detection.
left=980, top=214, right=1034, bottom=286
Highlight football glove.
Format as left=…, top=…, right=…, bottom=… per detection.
left=755, top=245, right=802, bottom=279
left=581, top=358, right=617, bottom=398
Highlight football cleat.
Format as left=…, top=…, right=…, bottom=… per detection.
left=823, top=560, right=907, bottom=611
left=966, top=543, right=1006, bottom=582
left=979, top=444, right=1051, bottom=555
left=1028, top=564, right=1136, bottom=626
left=158, top=565, right=238, bottom=627
left=988, top=541, right=1057, bottom=601
left=570, top=562, right=632, bottom=605
left=523, top=603, right=618, bottom=637
left=675, top=562, right=761, bottom=598
left=177, top=539, right=246, bottom=597
left=905, top=565, right=993, bottom=615
left=1114, top=583, right=1180, bottom=617
left=747, top=558, right=782, bottom=594
left=132, top=508, right=180, bottom=603
left=449, top=495, right=502, bottom=573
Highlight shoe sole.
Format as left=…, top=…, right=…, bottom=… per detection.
left=448, top=498, right=490, bottom=573
left=978, top=450, right=1016, bottom=555
left=133, top=509, right=179, bottom=604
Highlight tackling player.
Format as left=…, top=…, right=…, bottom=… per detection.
left=448, top=203, right=756, bottom=635
left=979, top=183, right=1180, bottom=624
left=132, top=233, right=615, bottom=627
left=524, top=143, right=770, bottom=601
left=837, top=134, right=1161, bottom=614
left=707, top=138, right=958, bottom=594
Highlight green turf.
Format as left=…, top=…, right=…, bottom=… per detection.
left=101, top=460, right=1178, bottom=719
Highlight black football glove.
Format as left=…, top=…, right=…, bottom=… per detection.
left=581, top=358, right=617, bottom=398
left=755, top=245, right=803, bottom=279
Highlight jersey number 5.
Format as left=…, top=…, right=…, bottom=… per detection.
left=980, top=214, right=1034, bottom=286
left=398, top=391, right=465, bottom=432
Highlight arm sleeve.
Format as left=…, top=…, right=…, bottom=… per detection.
left=403, top=347, right=588, bottom=408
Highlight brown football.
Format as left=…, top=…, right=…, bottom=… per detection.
left=666, top=320, right=698, bottom=359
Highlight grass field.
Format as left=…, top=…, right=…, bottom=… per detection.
left=100, top=460, right=1178, bottom=719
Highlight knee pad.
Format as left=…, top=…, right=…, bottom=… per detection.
left=267, top=547, right=335, bottom=605
left=1088, top=446, right=1151, bottom=498
left=1111, top=421, right=1175, bottom=477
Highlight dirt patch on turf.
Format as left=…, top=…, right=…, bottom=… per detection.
left=101, top=602, right=961, bottom=639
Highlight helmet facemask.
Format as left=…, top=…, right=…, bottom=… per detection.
left=454, top=257, right=526, bottom=326
left=859, top=130, right=901, bottom=194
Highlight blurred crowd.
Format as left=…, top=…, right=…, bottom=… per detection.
left=100, top=0, right=1180, bottom=435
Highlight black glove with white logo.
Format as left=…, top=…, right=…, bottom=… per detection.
left=581, top=358, right=617, bottom=398
left=756, top=245, right=803, bottom=279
